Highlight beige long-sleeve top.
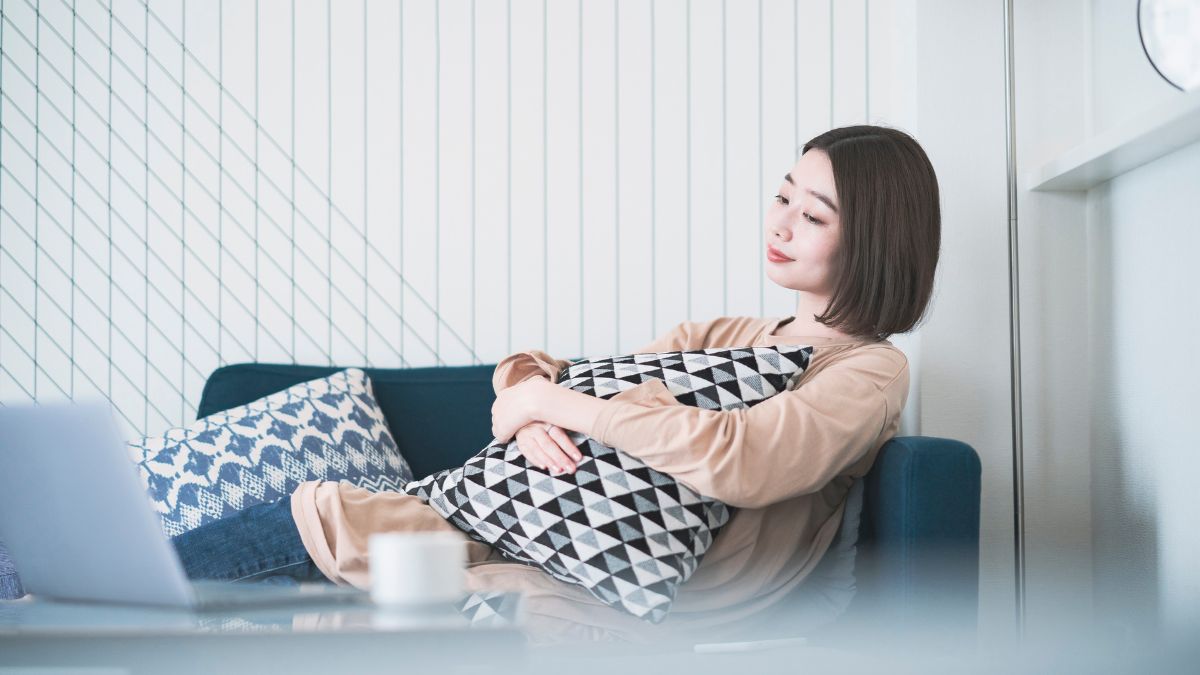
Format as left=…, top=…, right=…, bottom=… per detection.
left=289, top=315, right=909, bottom=645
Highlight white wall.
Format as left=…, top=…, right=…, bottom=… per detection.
left=913, top=0, right=1018, bottom=646
left=1005, top=0, right=1197, bottom=645
left=1010, top=0, right=1095, bottom=643
left=1084, top=0, right=1199, bottom=641
left=0, top=0, right=922, bottom=436
left=908, top=0, right=1197, bottom=647
left=1088, top=141, right=1200, bottom=641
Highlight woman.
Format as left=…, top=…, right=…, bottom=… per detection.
left=172, top=124, right=940, bottom=645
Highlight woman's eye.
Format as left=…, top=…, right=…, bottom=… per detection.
left=775, top=195, right=822, bottom=225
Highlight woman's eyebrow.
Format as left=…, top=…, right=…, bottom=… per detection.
left=783, top=173, right=839, bottom=214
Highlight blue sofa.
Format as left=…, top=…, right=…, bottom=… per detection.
left=197, top=362, right=982, bottom=642
left=1, top=359, right=982, bottom=645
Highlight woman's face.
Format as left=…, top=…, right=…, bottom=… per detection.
left=764, top=149, right=841, bottom=295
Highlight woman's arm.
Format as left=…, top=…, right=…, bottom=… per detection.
left=488, top=319, right=718, bottom=444
left=490, top=318, right=707, bottom=396
left=491, top=349, right=576, bottom=396
left=494, top=349, right=905, bottom=508
left=491, top=367, right=670, bottom=444
left=585, top=348, right=909, bottom=509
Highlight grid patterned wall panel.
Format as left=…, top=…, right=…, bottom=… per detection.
left=0, top=0, right=916, bottom=438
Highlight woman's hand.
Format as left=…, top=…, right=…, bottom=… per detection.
left=491, top=377, right=552, bottom=444
left=514, top=422, right=583, bottom=475
left=492, top=376, right=607, bottom=472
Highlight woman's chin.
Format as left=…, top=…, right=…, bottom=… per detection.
left=765, top=273, right=800, bottom=292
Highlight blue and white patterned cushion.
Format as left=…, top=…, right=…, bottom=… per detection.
left=128, top=368, right=413, bottom=538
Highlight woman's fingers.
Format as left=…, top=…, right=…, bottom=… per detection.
left=545, top=426, right=583, bottom=463
left=516, top=430, right=552, bottom=471
left=515, top=424, right=583, bottom=476
left=534, top=430, right=575, bottom=474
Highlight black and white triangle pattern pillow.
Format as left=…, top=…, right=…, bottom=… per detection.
left=403, top=345, right=813, bottom=623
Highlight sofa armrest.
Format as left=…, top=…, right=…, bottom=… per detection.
left=843, top=435, right=982, bottom=638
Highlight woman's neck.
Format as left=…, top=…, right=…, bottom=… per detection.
left=771, top=314, right=859, bottom=340
left=776, top=292, right=861, bottom=339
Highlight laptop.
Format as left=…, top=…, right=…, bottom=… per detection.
left=0, top=399, right=369, bottom=610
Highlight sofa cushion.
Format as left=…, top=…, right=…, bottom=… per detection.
left=776, top=476, right=865, bottom=629
left=196, top=363, right=500, bottom=481
left=822, top=476, right=865, bottom=606
left=403, top=345, right=813, bottom=623
left=128, top=368, right=413, bottom=538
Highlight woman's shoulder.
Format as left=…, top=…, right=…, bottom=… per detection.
left=812, top=340, right=909, bottom=394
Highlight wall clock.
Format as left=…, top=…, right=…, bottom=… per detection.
left=1138, top=0, right=1200, bottom=91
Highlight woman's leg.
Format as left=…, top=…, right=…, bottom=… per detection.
left=292, top=480, right=497, bottom=589
left=169, top=495, right=329, bottom=585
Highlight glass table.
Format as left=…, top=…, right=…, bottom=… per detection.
left=0, top=589, right=526, bottom=675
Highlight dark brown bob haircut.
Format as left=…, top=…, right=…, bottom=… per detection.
left=801, top=125, right=941, bottom=341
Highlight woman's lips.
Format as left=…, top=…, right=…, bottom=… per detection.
left=767, top=245, right=794, bottom=263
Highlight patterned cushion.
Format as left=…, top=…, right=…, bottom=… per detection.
left=129, top=368, right=413, bottom=538
left=403, top=345, right=813, bottom=623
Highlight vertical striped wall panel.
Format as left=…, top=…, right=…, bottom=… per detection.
left=0, top=0, right=917, bottom=437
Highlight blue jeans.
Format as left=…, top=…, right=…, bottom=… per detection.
left=169, top=496, right=331, bottom=586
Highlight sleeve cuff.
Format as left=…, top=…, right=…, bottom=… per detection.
left=290, top=480, right=345, bottom=586
left=589, top=400, right=630, bottom=446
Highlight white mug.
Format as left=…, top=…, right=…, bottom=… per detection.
left=368, top=531, right=466, bottom=606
